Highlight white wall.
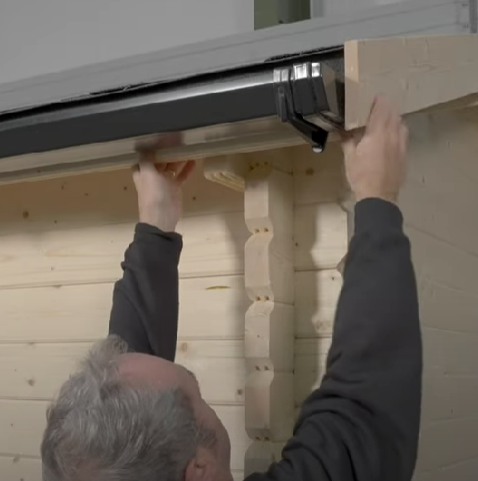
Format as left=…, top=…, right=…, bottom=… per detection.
left=0, top=0, right=254, bottom=85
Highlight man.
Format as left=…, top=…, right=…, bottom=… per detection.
left=41, top=97, right=422, bottom=481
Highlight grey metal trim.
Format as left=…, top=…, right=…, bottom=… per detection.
left=470, top=0, right=478, bottom=32
left=0, top=0, right=463, bottom=115
left=310, top=0, right=324, bottom=18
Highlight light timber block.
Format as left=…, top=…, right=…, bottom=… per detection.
left=245, top=163, right=294, bottom=303
left=294, top=203, right=348, bottom=271
left=245, top=371, right=294, bottom=440
left=345, top=34, right=478, bottom=130
left=244, top=441, right=285, bottom=477
left=244, top=233, right=294, bottom=304
left=243, top=155, right=295, bottom=472
left=203, top=155, right=247, bottom=192
left=245, top=302, right=294, bottom=372
left=295, top=270, right=342, bottom=339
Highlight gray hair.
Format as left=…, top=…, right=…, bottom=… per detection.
left=41, top=336, right=216, bottom=481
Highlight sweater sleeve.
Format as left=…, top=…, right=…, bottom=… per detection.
left=108, top=223, right=183, bottom=362
left=247, top=198, right=422, bottom=481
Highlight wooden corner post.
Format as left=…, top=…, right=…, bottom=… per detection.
left=243, top=155, right=295, bottom=476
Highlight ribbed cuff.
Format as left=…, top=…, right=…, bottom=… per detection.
left=354, top=198, right=403, bottom=234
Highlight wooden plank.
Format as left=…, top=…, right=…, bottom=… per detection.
left=422, top=368, right=478, bottom=424
left=244, top=160, right=295, bottom=468
left=407, top=225, right=478, bottom=295
left=0, top=456, right=244, bottom=481
left=430, top=458, right=478, bottom=481
left=418, top=277, right=478, bottom=335
left=0, top=455, right=41, bottom=481
left=345, top=34, right=478, bottom=130
left=0, top=275, right=247, bottom=342
left=421, top=327, right=478, bottom=377
left=294, top=338, right=332, bottom=406
left=294, top=203, right=348, bottom=271
left=295, top=270, right=342, bottom=338
left=0, top=337, right=330, bottom=407
left=175, top=340, right=246, bottom=405
left=0, top=160, right=243, bottom=235
left=417, top=418, right=478, bottom=473
left=293, top=143, right=347, bottom=206
left=0, top=400, right=250, bottom=471
left=0, top=212, right=249, bottom=289
left=399, top=109, right=478, bottom=257
left=0, top=340, right=246, bottom=405
left=245, top=165, right=294, bottom=303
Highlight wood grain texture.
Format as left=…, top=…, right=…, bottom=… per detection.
left=292, top=143, right=347, bottom=206
left=0, top=160, right=244, bottom=234
left=295, top=338, right=332, bottom=406
left=0, top=213, right=248, bottom=289
left=295, top=270, right=342, bottom=338
left=0, top=338, right=328, bottom=404
left=294, top=203, right=348, bottom=271
left=0, top=275, right=248, bottom=342
left=0, top=341, right=246, bottom=405
left=0, top=269, right=342, bottom=343
left=345, top=34, right=478, bottom=129
left=0, top=139, right=351, bottom=471
left=204, top=154, right=247, bottom=192
left=0, top=455, right=41, bottom=481
left=243, top=158, right=295, bottom=474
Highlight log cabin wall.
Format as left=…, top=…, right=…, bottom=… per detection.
left=0, top=144, right=349, bottom=481
left=1, top=107, right=478, bottom=481
left=401, top=108, right=478, bottom=481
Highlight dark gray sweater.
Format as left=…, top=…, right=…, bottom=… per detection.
left=109, top=198, right=422, bottom=481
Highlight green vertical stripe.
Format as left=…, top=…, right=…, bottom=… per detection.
left=254, top=0, right=310, bottom=30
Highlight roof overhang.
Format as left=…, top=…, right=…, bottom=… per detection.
left=0, top=47, right=344, bottom=184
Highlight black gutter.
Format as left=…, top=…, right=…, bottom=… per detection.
left=0, top=46, right=344, bottom=160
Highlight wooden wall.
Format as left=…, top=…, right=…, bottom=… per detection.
left=401, top=108, right=478, bottom=481
left=2, top=108, right=477, bottom=481
left=0, top=144, right=348, bottom=480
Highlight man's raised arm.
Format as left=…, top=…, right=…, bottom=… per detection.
left=108, top=156, right=195, bottom=361
left=251, top=98, right=422, bottom=481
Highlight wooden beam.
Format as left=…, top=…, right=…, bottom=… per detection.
left=345, top=34, right=478, bottom=130
left=243, top=157, right=295, bottom=475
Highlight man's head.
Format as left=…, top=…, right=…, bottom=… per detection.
left=41, top=336, right=233, bottom=481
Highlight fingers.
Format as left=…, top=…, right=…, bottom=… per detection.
left=341, top=129, right=363, bottom=159
left=400, top=123, right=409, bottom=156
left=177, top=160, right=196, bottom=184
left=366, top=96, right=400, bottom=134
left=341, top=134, right=357, bottom=160
left=132, top=154, right=195, bottom=185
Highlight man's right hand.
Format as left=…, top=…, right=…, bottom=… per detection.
left=132, top=153, right=195, bottom=233
left=342, top=96, right=409, bottom=204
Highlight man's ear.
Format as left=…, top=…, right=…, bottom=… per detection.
left=184, top=447, right=216, bottom=481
